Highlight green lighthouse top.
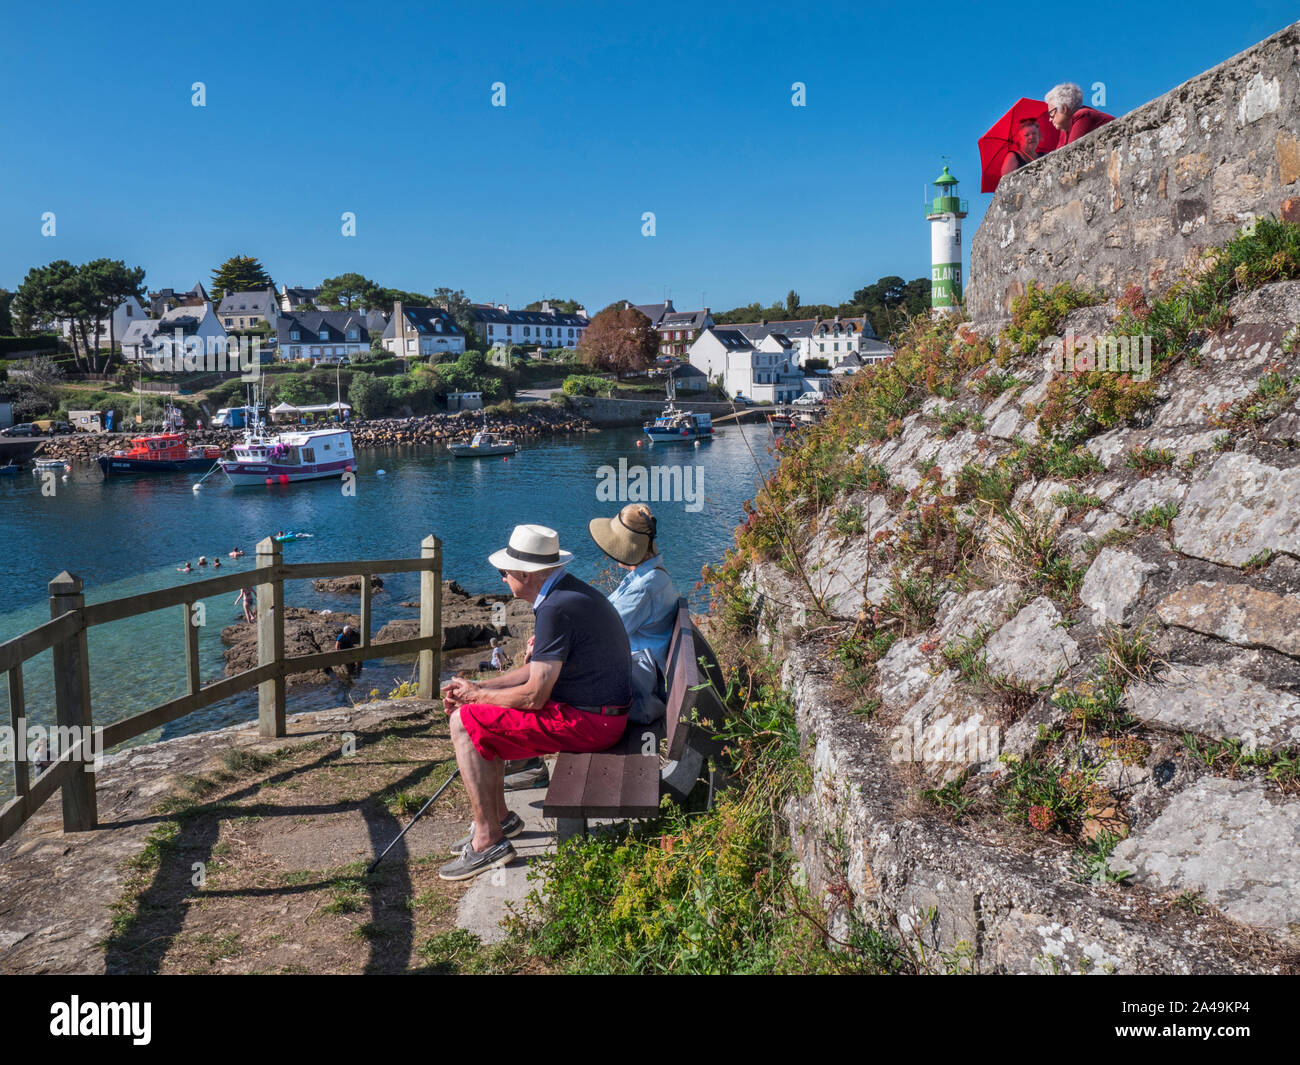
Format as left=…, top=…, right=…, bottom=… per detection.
left=925, top=163, right=968, bottom=219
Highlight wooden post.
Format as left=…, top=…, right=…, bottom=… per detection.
left=8, top=664, right=28, bottom=799
left=48, top=572, right=96, bottom=832
left=183, top=601, right=201, bottom=696
left=255, top=537, right=286, bottom=737
left=419, top=535, right=442, bottom=699
left=359, top=575, right=372, bottom=650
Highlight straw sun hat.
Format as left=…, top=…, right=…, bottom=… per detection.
left=487, top=524, right=574, bottom=573
left=589, top=504, right=658, bottom=566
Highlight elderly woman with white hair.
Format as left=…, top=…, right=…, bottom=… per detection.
left=1045, top=83, right=1114, bottom=146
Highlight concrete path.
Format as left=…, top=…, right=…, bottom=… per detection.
left=455, top=770, right=555, bottom=943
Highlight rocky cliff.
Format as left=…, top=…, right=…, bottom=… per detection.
left=720, top=91, right=1300, bottom=969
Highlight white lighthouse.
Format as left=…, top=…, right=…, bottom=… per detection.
left=925, top=165, right=968, bottom=314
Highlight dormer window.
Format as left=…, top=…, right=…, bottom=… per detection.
left=348, top=329, right=358, bottom=340
left=319, top=329, right=329, bottom=341
left=290, top=329, right=300, bottom=341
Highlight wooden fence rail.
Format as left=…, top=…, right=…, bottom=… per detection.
left=0, top=533, right=443, bottom=849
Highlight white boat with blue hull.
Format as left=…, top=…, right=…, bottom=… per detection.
left=643, top=406, right=712, bottom=442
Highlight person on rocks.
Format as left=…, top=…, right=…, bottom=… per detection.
left=438, top=525, right=631, bottom=881
left=234, top=586, right=256, bottom=623
left=333, top=624, right=362, bottom=677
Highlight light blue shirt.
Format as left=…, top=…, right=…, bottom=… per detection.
left=607, top=555, right=678, bottom=674
left=532, top=567, right=565, bottom=611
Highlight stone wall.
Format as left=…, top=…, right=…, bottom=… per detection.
left=968, top=19, right=1300, bottom=323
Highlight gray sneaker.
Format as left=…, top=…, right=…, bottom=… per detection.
left=448, top=811, right=524, bottom=854
left=438, top=838, right=516, bottom=882
left=504, top=757, right=549, bottom=791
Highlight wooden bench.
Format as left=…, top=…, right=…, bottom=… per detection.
left=542, top=597, right=729, bottom=840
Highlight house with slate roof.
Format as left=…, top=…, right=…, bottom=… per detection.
left=381, top=302, right=466, bottom=360
left=277, top=311, right=371, bottom=364
left=468, top=301, right=590, bottom=349
left=720, top=315, right=892, bottom=370
left=687, top=326, right=803, bottom=404
left=629, top=299, right=713, bottom=360
left=148, top=283, right=208, bottom=318
left=279, top=285, right=323, bottom=312
left=121, top=302, right=228, bottom=365
left=218, top=288, right=279, bottom=332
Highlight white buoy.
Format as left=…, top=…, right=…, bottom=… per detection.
left=192, top=483, right=202, bottom=492
left=377, top=469, right=387, bottom=476
left=694, top=440, right=701, bottom=447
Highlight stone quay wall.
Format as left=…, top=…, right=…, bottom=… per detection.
left=968, top=19, right=1300, bottom=323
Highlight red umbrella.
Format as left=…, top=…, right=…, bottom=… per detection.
left=978, top=97, right=1059, bottom=193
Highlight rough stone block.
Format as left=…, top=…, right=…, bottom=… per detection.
left=1110, top=777, right=1299, bottom=938
left=1156, top=581, right=1300, bottom=658
left=1126, top=662, right=1300, bottom=747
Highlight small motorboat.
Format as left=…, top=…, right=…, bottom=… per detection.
left=0, top=462, right=21, bottom=476
left=35, top=457, right=70, bottom=471
left=643, top=404, right=713, bottom=442
left=449, top=431, right=520, bottom=457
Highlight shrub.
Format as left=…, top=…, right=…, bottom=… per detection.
left=1003, top=282, right=1103, bottom=356
left=562, top=374, right=612, bottom=397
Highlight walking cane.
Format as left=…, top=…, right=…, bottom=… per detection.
left=367, top=767, right=461, bottom=875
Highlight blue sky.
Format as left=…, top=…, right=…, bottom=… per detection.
left=1, top=1, right=1294, bottom=313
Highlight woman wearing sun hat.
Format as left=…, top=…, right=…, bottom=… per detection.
left=588, top=504, right=679, bottom=724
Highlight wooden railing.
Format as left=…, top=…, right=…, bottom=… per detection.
left=0, top=534, right=443, bottom=848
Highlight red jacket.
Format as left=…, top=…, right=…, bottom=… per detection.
left=1064, top=106, right=1115, bottom=145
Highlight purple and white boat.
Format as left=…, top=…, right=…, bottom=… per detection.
left=219, top=426, right=356, bottom=486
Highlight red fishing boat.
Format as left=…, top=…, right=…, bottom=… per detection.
left=97, top=433, right=223, bottom=477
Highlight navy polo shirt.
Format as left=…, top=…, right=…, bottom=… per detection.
left=530, top=571, right=632, bottom=708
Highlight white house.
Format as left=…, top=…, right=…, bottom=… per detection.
left=382, top=303, right=466, bottom=360
left=277, top=311, right=372, bottom=364
left=722, top=316, right=893, bottom=369
left=469, top=302, right=589, bottom=349
left=120, top=302, right=230, bottom=366
left=688, top=327, right=803, bottom=404
left=58, top=295, right=148, bottom=353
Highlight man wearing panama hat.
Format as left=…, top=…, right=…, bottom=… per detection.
left=438, top=524, right=632, bottom=881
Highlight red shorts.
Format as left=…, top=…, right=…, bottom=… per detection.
left=456, top=700, right=628, bottom=762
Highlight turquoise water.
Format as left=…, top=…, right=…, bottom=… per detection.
left=0, top=423, right=777, bottom=795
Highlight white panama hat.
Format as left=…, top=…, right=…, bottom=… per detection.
left=487, top=524, right=573, bottom=573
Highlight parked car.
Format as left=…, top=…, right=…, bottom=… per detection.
left=792, top=392, right=824, bottom=406
left=732, top=394, right=754, bottom=406
left=0, top=423, right=39, bottom=437
left=51, top=421, right=73, bottom=435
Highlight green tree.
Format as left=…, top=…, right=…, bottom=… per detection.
left=318, top=272, right=379, bottom=310
left=347, top=372, right=391, bottom=418
left=210, top=255, right=273, bottom=299
left=80, top=258, right=146, bottom=372
left=0, top=288, right=12, bottom=334
left=13, top=261, right=92, bottom=369
left=785, top=289, right=800, bottom=316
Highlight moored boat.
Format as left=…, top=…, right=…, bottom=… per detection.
left=219, top=426, right=355, bottom=486
left=97, top=433, right=222, bottom=476
left=643, top=405, right=713, bottom=442
left=448, top=431, right=520, bottom=457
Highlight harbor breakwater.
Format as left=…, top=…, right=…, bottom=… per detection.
left=30, top=405, right=594, bottom=462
